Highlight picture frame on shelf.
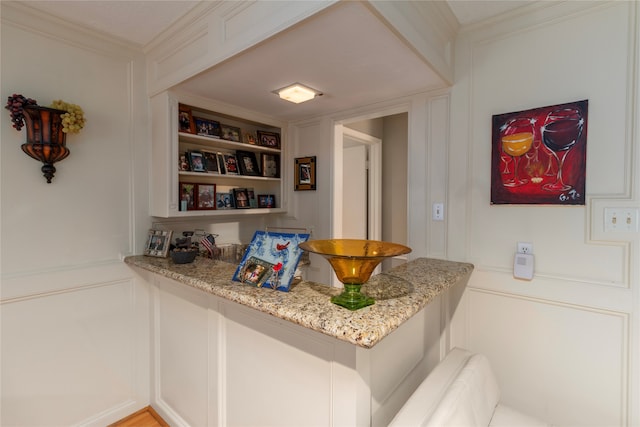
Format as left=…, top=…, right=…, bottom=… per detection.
left=243, top=131, right=257, bottom=145
left=196, top=183, right=216, bottom=210
left=256, top=130, right=281, bottom=149
left=257, top=194, right=275, bottom=208
left=195, top=117, right=221, bottom=138
left=179, top=152, right=190, bottom=171
left=294, top=156, right=316, bottom=191
left=221, top=124, right=241, bottom=142
left=179, top=182, right=195, bottom=211
left=202, top=151, right=220, bottom=174
left=187, top=151, right=206, bottom=172
left=236, top=150, right=261, bottom=176
left=247, top=188, right=258, bottom=208
left=261, top=153, right=280, bottom=178
left=144, top=229, right=172, bottom=257
left=233, top=188, right=251, bottom=209
left=178, top=104, right=196, bottom=134
left=222, top=153, right=239, bottom=174
left=216, top=192, right=235, bottom=209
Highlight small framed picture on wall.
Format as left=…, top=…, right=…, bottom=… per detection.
left=294, top=156, right=316, bottom=191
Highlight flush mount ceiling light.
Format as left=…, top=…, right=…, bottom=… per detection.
left=274, top=83, right=322, bottom=104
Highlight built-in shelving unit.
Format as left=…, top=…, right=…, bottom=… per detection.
left=150, top=91, right=286, bottom=218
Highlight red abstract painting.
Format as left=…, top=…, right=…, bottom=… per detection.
left=491, top=100, right=588, bottom=205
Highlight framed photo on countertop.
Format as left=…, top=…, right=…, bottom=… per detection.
left=144, top=229, right=173, bottom=257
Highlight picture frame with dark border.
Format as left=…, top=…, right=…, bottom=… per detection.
left=196, top=183, right=216, bottom=210
left=256, top=130, right=281, bottom=149
left=233, top=187, right=251, bottom=209
left=194, top=117, right=221, bottom=138
left=222, top=153, right=239, bottom=175
left=202, top=150, right=220, bottom=174
left=257, top=194, right=275, bottom=208
left=236, top=150, right=260, bottom=176
left=261, top=153, right=280, bottom=178
left=294, top=156, right=316, bottom=191
left=187, top=151, right=206, bottom=172
left=144, top=229, right=173, bottom=257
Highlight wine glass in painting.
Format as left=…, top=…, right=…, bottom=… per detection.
left=500, top=118, right=534, bottom=187
left=541, top=108, right=584, bottom=192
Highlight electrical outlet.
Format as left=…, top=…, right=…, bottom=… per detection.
left=517, top=242, right=533, bottom=254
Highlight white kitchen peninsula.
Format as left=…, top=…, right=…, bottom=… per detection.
left=125, top=256, right=472, bottom=426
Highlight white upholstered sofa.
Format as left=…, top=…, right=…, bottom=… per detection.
left=389, top=348, right=551, bottom=427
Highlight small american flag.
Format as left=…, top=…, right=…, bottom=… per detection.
left=201, top=234, right=215, bottom=256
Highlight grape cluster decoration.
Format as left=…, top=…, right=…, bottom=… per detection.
left=5, top=94, right=37, bottom=131
left=5, top=94, right=86, bottom=134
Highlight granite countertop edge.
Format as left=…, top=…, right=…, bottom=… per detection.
left=124, top=255, right=473, bottom=348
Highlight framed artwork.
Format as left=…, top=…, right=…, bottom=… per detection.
left=246, top=187, right=258, bottom=208
left=221, top=124, right=241, bottom=142
left=491, top=99, right=588, bottom=205
left=232, top=230, right=311, bottom=291
left=195, top=117, right=221, bottom=138
left=178, top=104, right=196, bottom=134
left=261, top=153, right=279, bottom=178
left=294, top=156, right=316, bottom=191
left=144, top=229, right=173, bottom=257
left=187, top=151, right=206, bottom=172
left=196, top=183, right=216, bottom=209
left=179, top=182, right=195, bottom=211
left=178, top=152, right=190, bottom=171
left=236, top=151, right=260, bottom=176
left=233, top=188, right=251, bottom=209
left=216, top=192, right=235, bottom=209
left=256, top=130, right=281, bottom=149
left=202, top=151, right=220, bottom=174
left=222, top=153, right=239, bottom=174
left=257, top=194, right=275, bottom=208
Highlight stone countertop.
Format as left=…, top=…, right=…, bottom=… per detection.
left=124, top=255, right=473, bottom=349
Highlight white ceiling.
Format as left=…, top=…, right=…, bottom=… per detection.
left=19, top=0, right=535, bottom=121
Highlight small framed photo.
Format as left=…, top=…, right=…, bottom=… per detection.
left=144, top=229, right=173, bottom=257
left=294, top=156, right=316, bottom=191
left=202, top=151, right=220, bottom=174
left=246, top=188, right=258, bottom=208
left=178, top=104, right=196, bottom=134
left=261, top=153, right=280, bottom=178
left=257, top=194, right=275, bottom=208
left=188, top=151, right=206, bottom=172
left=236, top=151, right=260, bottom=176
left=196, top=183, right=216, bottom=210
left=256, top=130, right=281, bottom=149
left=221, top=124, right=241, bottom=142
left=233, top=188, right=251, bottom=209
left=179, top=152, right=190, bottom=171
left=216, top=192, right=235, bottom=209
left=243, top=131, right=257, bottom=145
left=222, top=153, right=239, bottom=174
left=239, top=256, right=274, bottom=286
left=179, top=182, right=195, bottom=211
left=195, top=117, right=222, bottom=138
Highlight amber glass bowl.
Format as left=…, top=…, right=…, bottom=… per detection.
left=298, top=239, right=411, bottom=310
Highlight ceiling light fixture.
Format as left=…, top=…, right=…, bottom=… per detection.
left=274, top=83, right=322, bottom=104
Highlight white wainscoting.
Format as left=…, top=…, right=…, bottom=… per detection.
left=0, top=263, right=150, bottom=426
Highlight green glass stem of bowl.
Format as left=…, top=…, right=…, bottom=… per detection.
left=298, top=239, right=411, bottom=310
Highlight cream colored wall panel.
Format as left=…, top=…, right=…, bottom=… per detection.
left=466, top=288, right=627, bottom=426
left=155, top=277, right=210, bottom=427
left=221, top=302, right=333, bottom=426
left=1, top=279, right=146, bottom=426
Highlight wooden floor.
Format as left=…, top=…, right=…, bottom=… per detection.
left=109, top=406, right=170, bottom=427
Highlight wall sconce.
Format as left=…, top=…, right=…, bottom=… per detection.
left=274, top=83, right=322, bottom=104
left=21, top=105, right=70, bottom=183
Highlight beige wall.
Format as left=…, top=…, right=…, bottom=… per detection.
left=448, top=2, right=639, bottom=425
